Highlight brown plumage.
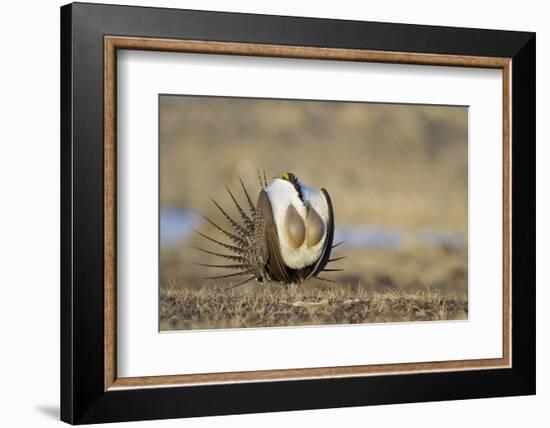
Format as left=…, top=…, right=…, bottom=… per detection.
left=193, top=172, right=344, bottom=289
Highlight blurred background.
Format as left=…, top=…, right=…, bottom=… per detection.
left=160, top=95, right=468, bottom=296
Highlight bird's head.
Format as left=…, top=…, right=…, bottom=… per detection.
left=281, top=172, right=303, bottom=201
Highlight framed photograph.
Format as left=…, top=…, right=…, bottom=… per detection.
left=60, top=2, right=535, bottom=424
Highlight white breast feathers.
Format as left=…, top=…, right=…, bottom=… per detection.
left=265, top=178, right=328, bottom=269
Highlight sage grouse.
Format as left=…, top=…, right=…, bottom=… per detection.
left=194, top=172, right=344, bottom=289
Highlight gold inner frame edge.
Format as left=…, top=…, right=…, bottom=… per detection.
left=104, top=35, right=512, bottom=391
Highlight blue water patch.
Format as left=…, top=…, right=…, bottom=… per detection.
left=160, top=208, right=464, bottom=250
left=160, top=208, right=202, bottom=246
left=334, top=226, right=403, bottom=249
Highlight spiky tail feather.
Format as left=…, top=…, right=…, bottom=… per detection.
left=194, top=178, right=263, bottom=284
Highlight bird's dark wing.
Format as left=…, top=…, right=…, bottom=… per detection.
left=312, top=188, right=335, bottom=275
left=292, top=188, right=334, bottom=282
left=257, top=190, right=292, bottom=283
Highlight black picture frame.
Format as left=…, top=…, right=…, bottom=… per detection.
left=61, top=2, right=535, bottom=424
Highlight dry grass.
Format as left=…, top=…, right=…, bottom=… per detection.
left=160, top=281, right=468, bottom=331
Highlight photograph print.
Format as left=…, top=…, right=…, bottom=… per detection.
left=160, top=95, right=468, bottom=331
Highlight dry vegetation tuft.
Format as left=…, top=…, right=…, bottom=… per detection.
left=160, top=281, right=468, bottom=331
